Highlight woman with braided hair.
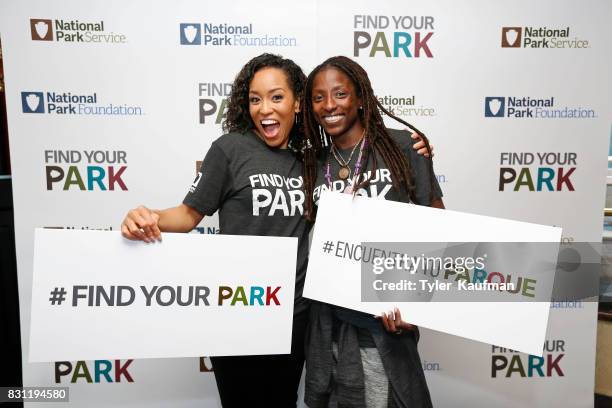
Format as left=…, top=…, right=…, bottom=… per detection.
left=302, top=56, right=444, bottom=408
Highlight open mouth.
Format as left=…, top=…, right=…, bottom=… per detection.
left=323, top=114, right=344, bottom=124
left=260, top=119, right=280, bottom=138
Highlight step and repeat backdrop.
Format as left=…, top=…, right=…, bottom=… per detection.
left=1, top=0, right=611, bottom=407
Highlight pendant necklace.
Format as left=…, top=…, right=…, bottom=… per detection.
left=331, top=131, right=365, bottom=180
left=325, top=132, right=368, bottom=194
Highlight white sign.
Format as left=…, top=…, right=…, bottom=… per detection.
left=304, top=192, right=562, bottom=356
left=30, top=229, right=297, bottom=362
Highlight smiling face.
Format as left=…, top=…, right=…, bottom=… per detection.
left=311, top=67, right=364, bottom=145
left=248, top=67, right=300, bottom=149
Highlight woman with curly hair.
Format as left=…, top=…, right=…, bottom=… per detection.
left=301, top=56, right=443, bottom=408
left=121, top=53, right=310, bottom=407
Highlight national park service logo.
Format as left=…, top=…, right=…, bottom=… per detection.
left=30, top=19, right=53, bottom=41
left=501, top=27, right=522, bottom=48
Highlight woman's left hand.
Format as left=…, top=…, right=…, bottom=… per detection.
left=411, top=132, right=434, bottom=158
left=379, top=307, right=416, bottom=334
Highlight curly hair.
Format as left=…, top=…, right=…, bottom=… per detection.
left=223, top=53, right=307, bottom=146
left=302, top=56, right=436, bottom=221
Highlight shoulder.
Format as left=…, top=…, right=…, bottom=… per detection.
left=384, top=127, right=432, bottom=171
left=211, top=130, right=260, bottom=156
left=385, top=127, right=416, bottom=153
left=213, top=131, right=255, bottom=148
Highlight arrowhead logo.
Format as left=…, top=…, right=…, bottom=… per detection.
left=488, top=99, right=502, bottom=115
left=501, top=27, right=522, bottom=48
left=30, top=19, right=53, bottom=41
left=21, top=92, right=45, bottom=113
left=485, top=97, right=505, bottom=117
left=190, top=171, right=202, bottom=192
left=180, top=23, right=201, bottom=45
left=35, top=21, right=48, bottom=38
left=184, top=25, right=197, bottom=43
left=26, top=94, right=41, bottom=111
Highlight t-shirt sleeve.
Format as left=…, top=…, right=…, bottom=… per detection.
left=183, top=142, right=232, bottom=216
left=403, top=132, right=443, bottom=206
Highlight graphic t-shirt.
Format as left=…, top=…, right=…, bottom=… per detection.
left=312, top=128, right=443, bottom=342
left=183, top=130, right=311, bottom=314
left=313, top=128, right=443, bottom=205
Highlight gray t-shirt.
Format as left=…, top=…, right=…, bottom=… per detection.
left=312, top=128, right=443, bottom=343
left=313, top=128, right=443, bottom=205
left=183, top=130, right=311, bottom=314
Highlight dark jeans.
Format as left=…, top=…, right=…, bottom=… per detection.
left=210, top=309, right=309, bottom=407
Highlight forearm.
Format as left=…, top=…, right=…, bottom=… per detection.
left=154, top=204, right=203, bottom=233
left=431, top=198, right=445, bottom=209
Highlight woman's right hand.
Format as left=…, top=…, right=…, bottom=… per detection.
left=121, top=205, right=162, bottom=242
left=379, top=307, right=416, bottom=335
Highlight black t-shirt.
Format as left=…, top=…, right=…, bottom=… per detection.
left=183, top=130, right=311, bottom=314
left=313, top=128, right=443, bottom=205
left=312, top=128, right=443, bottom=344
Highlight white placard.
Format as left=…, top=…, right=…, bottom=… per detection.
left=304, top=192, right=562, bottom=356
left=30, top=229, right=297, bottom=362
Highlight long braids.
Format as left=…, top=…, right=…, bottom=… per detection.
left=302, top=56, right=436, bottom=222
